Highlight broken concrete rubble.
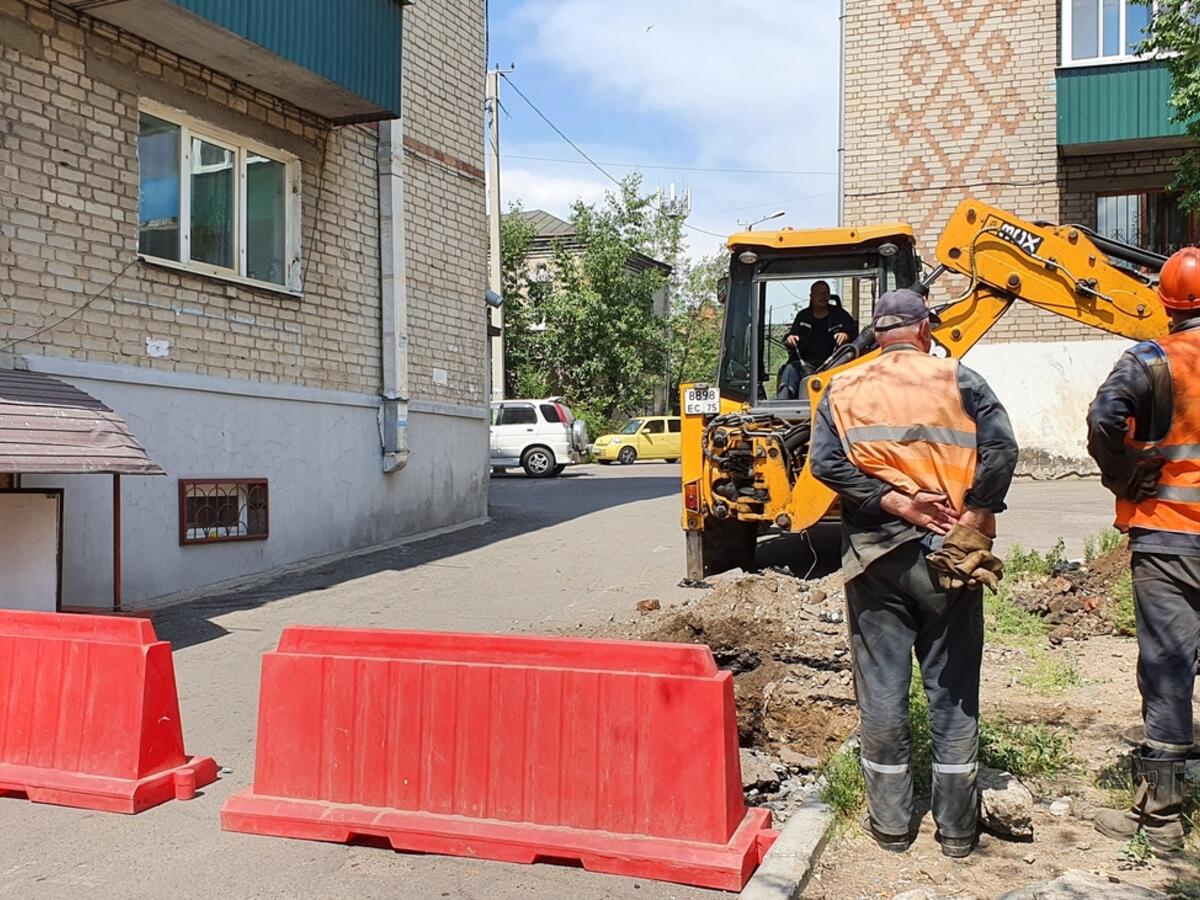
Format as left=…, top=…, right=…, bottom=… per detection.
left=996, top=870, right=1167, bottom=900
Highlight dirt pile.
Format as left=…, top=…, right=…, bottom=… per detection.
left=600, top=568, right=857, bottom=759
left=1010, top=545, right=1132, bottom=643
left=591, top=568, right=859, bottom=821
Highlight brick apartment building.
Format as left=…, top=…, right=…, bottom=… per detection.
left=841, top=0, right=1193, bottom=472
left=0, top=0, right=488, bottom=608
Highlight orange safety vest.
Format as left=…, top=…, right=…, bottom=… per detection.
left=827, top=350, right=978, bottom=512
left=1115, top=328, right=1200, bottom=535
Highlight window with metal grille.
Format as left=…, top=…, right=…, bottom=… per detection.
left=179, top=479, right=269, bottom=545
left=1096, top=190, right=1198, bottom=257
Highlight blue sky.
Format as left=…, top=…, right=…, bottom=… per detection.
left=487, top=0, right=841, bottom=260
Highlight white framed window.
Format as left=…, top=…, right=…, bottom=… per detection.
left=1062, top=0, right=1155, bottom=66
left=137, top=100, right=302, bottom=294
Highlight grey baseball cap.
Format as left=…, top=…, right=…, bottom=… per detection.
left=873, top=288, right=940, bottom=331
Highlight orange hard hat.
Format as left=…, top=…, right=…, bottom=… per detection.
left=1158, top=246, right=1200, bottom=310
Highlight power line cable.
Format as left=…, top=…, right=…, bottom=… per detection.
left=502, top=76, right=730, bottom=243
left=1, top=256, right=138, bottom=353
left=504, top=153, right=835, bottom=177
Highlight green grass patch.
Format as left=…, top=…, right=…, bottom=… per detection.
left=1084, top=528, right=1124, bottom=563
left=1111, top=570, right=1136, bottom=637
left=818, top=742, right=866, bottom=825
left=979, top=719, right=1072, bottom=778
left=1005, top=538, right=1067, bottom=578
left=984, top=583, right=1047, bottom=649
left=1016, top=652, right=1081, bottom=694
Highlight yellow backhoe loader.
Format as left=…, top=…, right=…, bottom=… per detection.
left=680, top=198, right=1170, bottom=579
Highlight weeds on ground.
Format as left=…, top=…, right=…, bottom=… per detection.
left=985, top=583, right=1047, bottom=649
left=1167, top=875, right=1200, bottom=899
left=1005, top=538, right=1067, bottom=579
left=1084, top=528, right=1124, bottom=563
left=819, top=742, right=866, bottom=826
left=1016, top=652, right=1082, bottom=694
left=1111, top=570, right=1137, bottom=637
left=1118, top=830, right=1155, bottom=869
left=979, top=719, right=1072, bottom=778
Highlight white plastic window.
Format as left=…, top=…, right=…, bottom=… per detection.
left=137, top=100, right=301, bottom=293
left=1063, top=0, right=1154, bottom=65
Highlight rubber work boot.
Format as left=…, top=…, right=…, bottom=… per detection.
left=859, top=811, right=912, bottom=853
left=936, top=831, right=976, bottom=859
left=1094, top=753, right=1188, bottom=854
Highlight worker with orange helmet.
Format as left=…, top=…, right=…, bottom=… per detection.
left=1086, top=245, right=1200, bottom=855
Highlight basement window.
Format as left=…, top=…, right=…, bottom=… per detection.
left=137, top=100, right=301, bottom=293
left=179, top=479, right=269, bottom=545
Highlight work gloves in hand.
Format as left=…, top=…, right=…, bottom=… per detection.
left=926, top=523, right=1004, bottom=593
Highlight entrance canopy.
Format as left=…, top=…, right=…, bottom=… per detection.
left=0, top=368, right=163, bottom=476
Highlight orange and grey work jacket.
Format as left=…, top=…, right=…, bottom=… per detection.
left=1110, top=327, right=1200, bottom=542
left=811, top=345, right=1018, bottom=580
left=826, top=350, right=979, bottom=512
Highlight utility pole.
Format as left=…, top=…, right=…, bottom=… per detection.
left=658, top=183, right=691, bottom=415
left=485, top=67, right=513, bottom=401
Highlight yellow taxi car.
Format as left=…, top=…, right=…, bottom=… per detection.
left=591, top=416, right=681, bottom=465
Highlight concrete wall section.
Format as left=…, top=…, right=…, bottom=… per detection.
left=23, top=360, right=488, bottom=606
left=963, top=339, right=1129, bottom=476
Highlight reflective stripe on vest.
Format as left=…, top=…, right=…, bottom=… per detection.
left=1116, top=329, right=1200, bottom=535
left=827, top=351, right=978, bottom=511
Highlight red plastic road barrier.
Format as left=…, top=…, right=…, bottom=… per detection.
left=222, top=629, right=776, bottom=890
left=0, top=610, right=217, bottom=813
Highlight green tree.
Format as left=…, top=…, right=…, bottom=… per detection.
left=667, top=250, right=727, bottom=409
left=1137, top=2, right=1200, bottom=209
left=500, top=176, right=679, bottom=432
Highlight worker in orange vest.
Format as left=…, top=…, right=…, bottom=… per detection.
left=811, top=288, right=1018, bottom=858
left=1087, top=246, right=1200, bottom=855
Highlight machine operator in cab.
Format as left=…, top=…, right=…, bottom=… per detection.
left=777, top=280, right=860, bottom=399
left=810, top=288, right=1019, bottom=859
left=1087, top=247, right=1200, bottom=855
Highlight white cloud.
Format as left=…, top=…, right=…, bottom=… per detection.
left=517, top=0, right=838, bottom=172
left=499, top=167, right=609, bottom=218
left=497, top=1, right=841, bottom=260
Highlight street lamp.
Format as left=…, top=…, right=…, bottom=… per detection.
left=744, top=209, right=785, bottom=231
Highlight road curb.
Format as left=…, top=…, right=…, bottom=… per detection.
left=739, top=795, right=835, bottom=900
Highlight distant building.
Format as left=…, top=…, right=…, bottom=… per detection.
left=841, top=0, right=1192, bottom=474
left=0, top=0, right=488, bottom=608
left=500, top=209, right=673, bottom=411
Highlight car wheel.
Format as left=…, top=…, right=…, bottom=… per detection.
left=618, top=446, right=637, bottom=465
left=552, top=464, right=566, bottom=476
left=521, top=446, right=556, bottom=478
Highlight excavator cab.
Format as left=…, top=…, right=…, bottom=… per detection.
left=681, top=199, right=1169, bottom=582
left=716, top=225, right=921, bottom=417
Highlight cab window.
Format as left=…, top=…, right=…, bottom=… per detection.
left=643, top=419, right=665, bottom=434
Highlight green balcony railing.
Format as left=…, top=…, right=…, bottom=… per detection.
left=1057, top=59, right=1186, bottom=148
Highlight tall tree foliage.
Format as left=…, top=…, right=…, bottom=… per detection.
left=500, top=177, right=678, bottom=432
left=667, top=251, right=727, bottom=409
left=1138, top=2, right=1200, bottom=209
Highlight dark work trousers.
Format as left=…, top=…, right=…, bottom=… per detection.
left=845, top=538, right=984, bottom=840
left=1132, top=552, right=1200, bottom=760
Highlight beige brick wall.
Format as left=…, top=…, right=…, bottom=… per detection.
left=401, top=0, right=487, bottom=405
left=843, top=0, right=1089, bottom=341
left=0, top=0, right=486, bottom=404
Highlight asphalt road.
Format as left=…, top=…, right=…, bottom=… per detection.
left=0, top=464, right=1116, bottom=900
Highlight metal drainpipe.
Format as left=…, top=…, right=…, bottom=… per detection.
left=837, top=0, right=846, bottom=227
left=378, top=119, right=411, bottom=473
